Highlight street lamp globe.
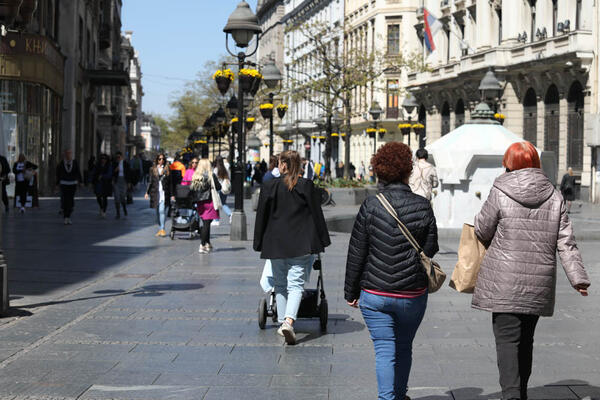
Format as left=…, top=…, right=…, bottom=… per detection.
left=369, top=101, right=384, bottom=121
left=226, top=95, right=238, bottom=115
left=402, top=92, right=418, bottom=116
left=478, top=68, right=502, bottom=102
left=246, top=133, right=262, bottom=149
left=262, top=60, right=283, bottom=89
left=223, top=1, right=262, bottom=48
left=215, top=106, right=227, bottom=123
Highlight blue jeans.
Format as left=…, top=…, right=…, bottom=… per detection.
left=271, top=254, right=315, bottom=323
left=156, top=200, right=166, bottom=230
left=219, top=192, right=232, bottom=217
left=359, top=290, right=428, bottom=400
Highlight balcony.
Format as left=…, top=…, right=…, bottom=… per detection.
left=99, top=23, right=111, bottom=49
left=85, top=69, right=130, bottom=86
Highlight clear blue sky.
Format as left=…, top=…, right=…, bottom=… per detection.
left=122, top=0, right=258, bottom=118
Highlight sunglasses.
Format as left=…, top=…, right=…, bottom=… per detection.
left=158, top=157, right=165, bottom=161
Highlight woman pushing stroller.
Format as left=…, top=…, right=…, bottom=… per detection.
left=253, top=150, right=331, bottom=345
left=190, top=159, right=221, bottom=254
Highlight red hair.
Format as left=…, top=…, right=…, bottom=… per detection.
left=372, top=142, right=413, bottom=183
left=503, top=141, right=540, bottom=171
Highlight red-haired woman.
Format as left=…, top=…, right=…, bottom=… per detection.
left=345, top=142, right=438, bottom=400
left=473, top=141, right=590, bottom=400
left=254, top=150, right=331, bottom=345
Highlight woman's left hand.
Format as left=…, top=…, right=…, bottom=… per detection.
left=347, top=299, right=358, bottom=308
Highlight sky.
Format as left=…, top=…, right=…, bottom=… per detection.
left=122, top=0, right=258, bottom=118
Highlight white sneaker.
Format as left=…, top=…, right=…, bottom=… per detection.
left=101, top=211, right=106, bottom=219
left=67, top=218, right=72, bottom=225
left=229, top=215, right=233, bottom=224
left=206, top=243, right=213, bottom=252
left=211, top=220, right=220, bottom=226
left=64, top=218, right=69, bottom=225
left=276, top=324, right=285, bottom=337
left=198, top=245, right=208, bottom=254
left=19, top=207, right=25, bottom=214
left=280, top=321, right=296, bottom=345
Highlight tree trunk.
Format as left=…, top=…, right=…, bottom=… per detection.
left=324, top=115, right=332, bottom=180
left=343, top=95, right=352, bottom=179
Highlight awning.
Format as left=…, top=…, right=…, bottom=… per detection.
left=86, top=69, right=130, bottom=86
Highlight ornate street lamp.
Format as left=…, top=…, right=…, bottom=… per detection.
left=473, top=68, right=503, bottom=120
left=401, top=93, right=419, bottom=147
left=368, top=101, right=384, bottom=155
left=224, top=0, right=261, bottom=241
left=260, top=59, right=283, bottom=157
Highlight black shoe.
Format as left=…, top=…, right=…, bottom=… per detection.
left=123, top=206, right=128, bottom=217
left=115, top=214, right=120, bottom=220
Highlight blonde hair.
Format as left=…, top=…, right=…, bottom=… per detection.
left=191, top=159, right=212, bottom=189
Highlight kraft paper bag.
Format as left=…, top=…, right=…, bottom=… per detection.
left=450, top=223, right=486, bottom=293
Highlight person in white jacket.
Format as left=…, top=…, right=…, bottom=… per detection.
left=409, top=149, right=439, bottom=201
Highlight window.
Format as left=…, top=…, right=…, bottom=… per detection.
left=576, top=0, right=582, bottom=29
left=445, top=28, right=450, bottom=62
left=552, top=0, right=558, bottom=36
left=529, top=0, right=536, bottom=42
left=78, top=17, right=83, bottom=60
left=387, top=24, right=400, bottom=55
left=496, top=8, right=502, bottom=45
left=386, top=80, right=399, bottom=119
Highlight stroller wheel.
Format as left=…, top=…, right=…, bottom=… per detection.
left=319, top=299, right=328, bottom=332
left=271, top=303, right=278, bottom=323
left=170, top=230, right=175, bottom=240
left=258, top=298, right=267, bottom=329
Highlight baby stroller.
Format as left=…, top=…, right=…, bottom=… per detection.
left=258, top=256, right=328, bottom=332
left=170, top=184, right=199, bottom=240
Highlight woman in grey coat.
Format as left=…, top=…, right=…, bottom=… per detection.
left=473, top=141, right=590, bottom=400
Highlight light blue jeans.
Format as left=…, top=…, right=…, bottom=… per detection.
left=271, top=254, right=316, bottom=322
left=219, top=192, right=232, bottom=217
left=359, top=290, right=428, bottom=400
left=156, top=200, right=166, bottom=230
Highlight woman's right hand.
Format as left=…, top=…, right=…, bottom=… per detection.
left=575, top=284, right=589, bottom=296
left=347, top=299, right=358, bottom=308
left=144, top=193, right=149, bottom=200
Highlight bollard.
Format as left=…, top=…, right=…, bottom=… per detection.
left=0, top=262, right=7, bottom=315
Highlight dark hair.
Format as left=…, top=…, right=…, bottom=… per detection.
left=268, top=155, right=278, bottom=171
left=279, top=150, right=301, bottom=191
left=215, top=156, right=229, bottom=180
left=152, top=153, right=170, bottom=176
left=372, top=142, right=413, bottom=183
left=416, top=148, right=428, bottom=160
left=116, top=151, right=122, bottom=157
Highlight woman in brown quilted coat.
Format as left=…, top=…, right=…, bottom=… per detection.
left=473, top=141, right=590, bottom=400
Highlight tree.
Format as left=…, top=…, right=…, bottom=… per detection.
left=285, top=21, right=424, bottom=178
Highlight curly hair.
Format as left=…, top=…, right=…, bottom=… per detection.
left=371, top=142, right=414, bottom=183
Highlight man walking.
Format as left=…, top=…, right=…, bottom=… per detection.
left=56, top=149, right=82, bottom=225
left=409, top=148, right=439, bottom=201
left=112, top=151, right=130, bottom=219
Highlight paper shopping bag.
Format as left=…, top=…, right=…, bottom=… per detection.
left=449, top=223, right=486, bottom=293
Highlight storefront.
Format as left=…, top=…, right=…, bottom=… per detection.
left=0, top=32, right=64, bottom=196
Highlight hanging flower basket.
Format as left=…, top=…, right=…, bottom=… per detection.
left=331, top=133, right=339, bottom=138
left=231, top=117, right=239, bottom=134
left=213, top=69, right=234, bottom=95
left=398, top=123, right=412, bottom=136
left=411, top=123, right=424, bottom=135
left=494, top=113, right=506, bottom=125
left=378, top=128, right=387, bottom=139
left=318, top=136, right=326, bottom=144
left=259, top=103, right=274, bottom=119
left=277, top=104, right=288, bottom=119
left=366, top=128, right=377, bottom=139
left=239, top=69, right=262, bottom=93
left=341, top=133, right=347, bottom=141
left=245, top=117, right=255, bottom=131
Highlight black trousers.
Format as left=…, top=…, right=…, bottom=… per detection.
left=492, top=313, right=540, bottom=400
left=61, top=184, right=77, bottom=218
left=200, top=219, right=212, bottom=245
left=1, top=182, right=8, bottom=211
left=15, top=181, right=28, bottom=207
left=96, top=195, right=108, bottom=213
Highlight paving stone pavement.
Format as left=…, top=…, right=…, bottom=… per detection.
left=0, top=194, right=598, bottom=400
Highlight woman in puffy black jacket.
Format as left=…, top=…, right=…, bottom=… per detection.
left=344, top=142, right=438, bottom=400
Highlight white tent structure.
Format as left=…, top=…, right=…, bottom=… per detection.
left=427, top=120, right=556, bottom=229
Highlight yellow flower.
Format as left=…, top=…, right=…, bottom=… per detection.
left=331, top=133, right=339, bottom=137
left=277, top=104, right=288, bottom=110
left=379, top=128, right=387, bottom=134
left=411, top=123, right=424, bottom=129
left=246, top=117, right=256, bottom=122
left=398, top=123, right=412, bottom=129
left=212, top=69, right=235, bottom=81
left=231, top=117, right=239, bottom=123
left=318, top=136, right=326, bottom=140
left=366, top=128, right=377, bottom=133
left=239, top=68, right=263, bottom=79
left=260, top=103, right=274, bottom=110
left=311, top=135, right=317, bottom=139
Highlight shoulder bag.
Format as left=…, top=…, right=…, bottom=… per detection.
left=209, top=173, right=222, bottom=210
left=376, top=193, right=446, bottom=293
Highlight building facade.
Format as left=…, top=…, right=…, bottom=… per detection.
left=406, top=0, right=596, bottom=200
left=140, top=113, right=160, bottom=154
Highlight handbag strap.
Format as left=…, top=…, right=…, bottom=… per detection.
left=376, top=193, right=424, bottom=254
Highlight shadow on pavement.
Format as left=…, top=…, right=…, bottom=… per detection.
left=412, top=380, right=599, bottom=400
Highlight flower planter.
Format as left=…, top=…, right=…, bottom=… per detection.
left=215, top=76, right=231, bottom=95
left=378, top=131, right=386, bottom=139
left=245, top=119, right=255, bottom=131
left=400, top=127, right=411, bottom=136
left=239, top=75, right=254, bottom=93
left=367, top=131, right=376, bottom=139
left=249, top=76, right=262, bottom=96
left=277, top=107, right=287, bottom=119
left=260, top=108, right=273, bottom=119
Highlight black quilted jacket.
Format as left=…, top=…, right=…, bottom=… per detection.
left=344, top=182, right=439, bottom=302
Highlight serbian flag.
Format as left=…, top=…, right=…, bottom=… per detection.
left=424, top=8, right=443, bottom=52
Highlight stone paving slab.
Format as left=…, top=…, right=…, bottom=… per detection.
left=0, top=198, right=599, bottom=399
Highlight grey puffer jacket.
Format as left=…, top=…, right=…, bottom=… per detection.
left=473, top=168, right=590, bottom=317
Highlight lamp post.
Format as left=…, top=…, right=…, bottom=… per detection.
left=262, top=59, right=283, bottom=158
left=476, top=68, right=503, bottom=118
left=368, top=101, right=384, bottom=155
left=224, top=0, right=261, bottom=241
left=402, top=93, right=418, bottom=147
left=226, top=95, right=238, bottom=168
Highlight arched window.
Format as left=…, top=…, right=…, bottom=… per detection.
left=441, top=102, right=450, bottom=136
left=523, top=88, right=537, bottom=144
left=418, top=105, right=427, bottom=149
left=544, top=84, right=560, bottom=173
left=567, top=81, right=584, bottom=171
left=455, top=99, right=465, bottom=128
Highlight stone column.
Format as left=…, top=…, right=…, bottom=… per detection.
left=476, top=0, right=493, bottom=50
left=537, top=97, right=545, bottom=150
left=558, top=95, right=568, bottom=175
left=428, top=107, right=442, bottom=143
left=502, top=82, right=523, bottom=136
left=501, top=0, right=522, bottom=45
